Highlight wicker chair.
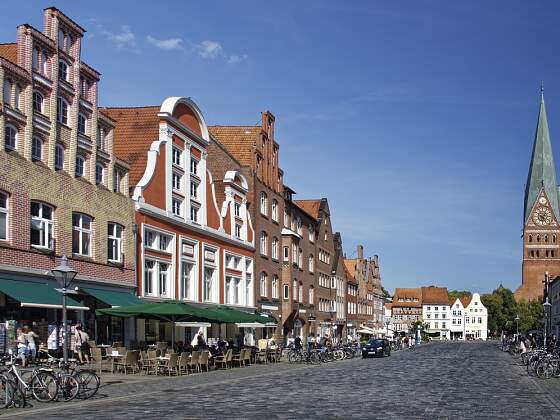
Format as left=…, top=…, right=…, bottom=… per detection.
left=178, top=352, right=190, bottom=375
left=232, top=348, right=245, bottom=367
left=112, top=341, right=123, bottom=348
left=187, top=351, right=201, bottom=373
left=113, top=350, right=139, bottom=374
left=199, top=350, right=210, bottom=372
left=160, top=353, right=179, bottom=376
left=215, top=349, right=233, bottom=369
left=90, top=347, right=107, bottom=373
left=243, top=348, right=252, bottom=366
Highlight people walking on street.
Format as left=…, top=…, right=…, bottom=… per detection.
left=75, top=324, right=90, bottom=363
left=23, top=325, right=39, bottom=362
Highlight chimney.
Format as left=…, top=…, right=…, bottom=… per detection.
left=357, top=245, right=363, bottom=259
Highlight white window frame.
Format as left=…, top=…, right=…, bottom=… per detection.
left=309, top=224, right=314, bottom=242
left=234, top=202, right=241, bottom=217
left=172, top=147, right=182, bottom=166
left=75, top=155, right=86, bottom=178
left=30, top=202, right=53, bottom=249
left=190, top=157, right=199, bottom=175
left=0, top=192, right=7, bottom=241
left=181, top=257, right=197, bottom=301
left=172, top=197, right=183, bottom=217
left=271, top=276, right=279, bottom=299
left=57, top=97, right=68, bottom=125
left=271, top=237, right=278, bottom=260
left=158, top=262, right=169, bottom=297
left=33, top=91, right=44, bottom=114
left=144, top=260, right=156, bottom=296
left=271, top=199, right=278, bottom=222
left=260, top=231, right=268, bottom=256
left=14, top=84, right=20, bottom=110
left=108, top=222, right=123, bottom=263
left=172, top=172, right=182, bottom=191
left=235, top=224, right=242, bottom=239
left=309, top=255, right=314, bottom=273
left=3, top=79, right=11, bottom=105
left=283, top=246, right=289, bottom=262
left=190, top=205, right=199, bottom=223
left=283, top=284, right=289, bottom=300
left=260, top=272, right=267, bottom=297
left=260, top=192, right=268, bottom=216
left=72, top=213, right=92, bottom=256
left=190, top=180, right=199, bottom=200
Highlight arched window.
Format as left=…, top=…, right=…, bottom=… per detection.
left=554, top=235, right=557, bottom=243
left=292, top=279, right=298, bottom=302
left=284, top=209, right=289, bottom=227
left=271, top=237, right=278, bottom=260
left=259, top=272, right=267, bottom=297
left=296, top=217, right=302, bottom=235
left=55, top=144, right=64, bottom=170
left=3, top=79, right=12, bottom=104
left=260, top=192, right=268, bottom=216
left=545, top=235, right=549, bottom=243
left=309, top=224, right=314, bottom=242
left=33, top=91, right=44, bottom=114
left=58, top=60, right=69, bottom=82
left=58, top=29, right=66, bottom=50
left=31, top=136, right=43, bottom=161
left=271, top=199, right=278, bottom=221
left=260, top=231, right=268, bottom=256
left=530, top=250, right=534, bottom=258
left=95, top=163, right=104, bottom=185
left=309, top=254, right=314, bottom=273
left=271, top=276, right=279, bottom=299
left=308, top=286, right=315, bottom=306
left=4, top=125, right=17, bottom=150
left=57, top=97, right=68, bottom=125
left=537, top=235, right=541, bottom=243
left=537, top=250, right=540, bottom=258
left=528, top=235, right=533, bottom=243
left=299, top=281, right=303, bottom=303
left=75, top=155, right=86, bottom=178
left=298, top=247, right=303, bottom=268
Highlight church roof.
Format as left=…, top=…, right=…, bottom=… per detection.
left=524, top=92, right=560, bottom=223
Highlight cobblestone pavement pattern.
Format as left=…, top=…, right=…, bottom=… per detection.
left=3, top=341, right=560, bottom=419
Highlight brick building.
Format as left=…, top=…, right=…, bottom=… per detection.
left=294, top=199, right=337, bottom=338
left=331, top=232, right=347, bottom=341
left=104, top=97, right=260, bottom=344
left=280, top=190, right=317, bottom=341
left=345, top=260, right=358, bottom=339
left=209, top=115, right=284, bottom=338
left=0, top=8, right=136, bottom=344
left=517, top=92, right=560, bottom=302
left=391, top=288, right=422, bottom=334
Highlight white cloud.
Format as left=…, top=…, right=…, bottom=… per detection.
left=197, top=40, right=223, bottom=59
left=102, top=25, right=135, bottom=49
left=146, top=35, right=184, bottom=51
left=227, top=54, right=248, bottom=64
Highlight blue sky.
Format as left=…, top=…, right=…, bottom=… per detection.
left=4, top=1, right=560, bottom=294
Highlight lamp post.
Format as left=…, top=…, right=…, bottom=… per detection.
left=544, top=298, right=552, bottom=351
left=417, top=324, right=421, bottom=344
left=515, top=314, right=520, bottom=337
left=51, top=256, right=77, bottom=365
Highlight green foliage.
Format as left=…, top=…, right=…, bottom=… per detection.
left=481, top=286, right=543, bottom=335
left=382, top=287, right=391, bottom=298
left=448, top=290, right=472, bottom=302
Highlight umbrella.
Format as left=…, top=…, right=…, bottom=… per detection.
left=96, top=300, right=216, bottom=345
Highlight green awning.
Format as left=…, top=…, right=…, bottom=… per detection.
left=203, top=306, right=277, bottom=325
left=81, top=287, right=142, bottom=308
left=0, top=278, right=88, bottom=311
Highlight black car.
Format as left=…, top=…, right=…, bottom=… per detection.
left=362, top=338, right=391, bottom=358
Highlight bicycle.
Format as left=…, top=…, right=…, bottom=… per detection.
left=0, top=357, right=58, bottom=403
left=0, top=373, right=25, bottom=408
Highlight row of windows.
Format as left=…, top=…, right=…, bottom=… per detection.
left=172, top=146, right=199, bottom=176
left=318, top=248, right=331, bottom=264
left=528, top=234, right=557, bottom=243
left=527, top=249, right=556, bottom=258
left=348, top=284, right=358, bottom=296
left=426, top=313, right=447, bottom=319
left=260, top=192, right=279, bottom=222
left=3, top=79, right=22, bottom=111
left=0, top=193, right=123, bottom=262
left=347, top=302, right=357, bottom=315
left=284, top=209, right=315, bottom=242
left=4, top=126, right=123, bottom=191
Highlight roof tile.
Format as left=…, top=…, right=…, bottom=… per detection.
left=208, top=126, right=259, bottom=167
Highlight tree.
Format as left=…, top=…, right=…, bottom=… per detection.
left=481, top=285, right=543, bottom=335
left=448, top=290, right=472, bottom=302
left=382, top=287, right=391, bottom=299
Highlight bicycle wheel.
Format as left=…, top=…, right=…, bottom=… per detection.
left=7, top=379, right=26, bottom=408
left=0, top=375, right=13, bottom=409
left=75, top=370, right=100, bottom=400
left=58, top=374, right=79, bottom=402
left=288, top=351, right=299, bottom=364
left=31, top=371, right=58, bottom=402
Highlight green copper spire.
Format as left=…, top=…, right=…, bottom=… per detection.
left=524, top=89, right=560, bottom=223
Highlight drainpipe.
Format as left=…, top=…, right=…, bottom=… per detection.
left=133, top=222, right=138, bottom=344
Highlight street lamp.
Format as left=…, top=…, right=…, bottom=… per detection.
left=515, top=314, right=520, bottom=337
left=544, top=298, right=552, bottom=351
left=417, top=324, right=421, bottom=344
left=51, top=256, right=77, bottom=365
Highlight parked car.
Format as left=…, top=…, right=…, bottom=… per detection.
left=362, top=338, right=391, bottom=358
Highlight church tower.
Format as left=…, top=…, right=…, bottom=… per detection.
left=516, top=90, right=560, bottom=301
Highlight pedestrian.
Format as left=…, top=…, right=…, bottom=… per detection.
left=16, top=327, right=28, bottom=367
left=74, top=325, right=90, bottom=363
left=23, top=325, right=39, bottom=363
left=196, top=331, right=207, bottom=350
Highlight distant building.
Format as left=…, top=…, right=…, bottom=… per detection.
left=391, top=288, right=422, bottom=334
left=463, top=293, right=487, bottom=340
left=422, top=287, right=451, bottom=340
left=517, top=92, right=560, bottom=302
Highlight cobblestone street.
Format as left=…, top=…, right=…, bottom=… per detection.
left=1, top=341, right=559, bottom=419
